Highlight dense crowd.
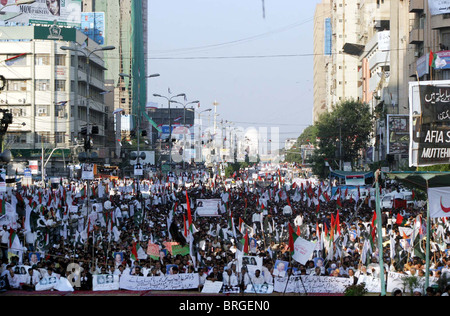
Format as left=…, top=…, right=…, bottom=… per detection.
left=0, top=164, right=449, bottom=296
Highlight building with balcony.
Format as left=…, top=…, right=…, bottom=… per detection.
left=0, top=25, right=111, bottom=176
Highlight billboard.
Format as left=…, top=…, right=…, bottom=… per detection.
left=0, top=0, right=82, bottom=27
left=409, top=81, right=450, bottom=167
left=79, top=12, right=105, bottom=45
left=428, top=0, right=450, bottom=16
left=387, top=115, right=410, bottom=156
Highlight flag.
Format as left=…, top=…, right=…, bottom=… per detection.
left=243, top=232, right=249, bottom=255
left=429, top=50, right=437, bottom=68
left=131, top=242, right=139, bottom=261
left=288, top=223, right=298, bottom=254
left=412, top=215, right=425, bottom=260
left=185, top=191, right=193, bottom=234
left=428, top=187, right=450, bottom=218
left=396, top=213, right=407, bottom=226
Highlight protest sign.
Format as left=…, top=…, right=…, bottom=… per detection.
left=35, top=276, right=60, bottom=291
left=93, top=274, right=120, bottom=292
left=244, top=284, right=274, bottom=294
left=201, top=280, right=223, bottom=293
left=292, top=237, right=316, bottom=264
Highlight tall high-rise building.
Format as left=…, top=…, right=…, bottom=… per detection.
left=313, top=0, right=361, bottom=122
left=313, top=0, right=332, bottom=123
left=82, top=0, right=148, bottom=118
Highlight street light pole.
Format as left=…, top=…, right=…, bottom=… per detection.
left=172, top=100, right=200, bottom=170
left=61, top=44, right=115, bottom=268
left=153, top=93, right=186, bottom=171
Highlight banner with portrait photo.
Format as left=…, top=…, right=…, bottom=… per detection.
left=409, top=81, right=450, bottom=166
left=93, top=274, right=120, bottom=291
left=236, top=251, right=263, bottom=277
left=82, top=163, right=95, bottom=180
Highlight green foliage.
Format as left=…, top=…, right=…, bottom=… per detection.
left=285, top=125, right=318, bottom=164
left=311, top=99, right=374, bottom=179
left=418, top=164, right=450, bottom=172
left=344, top=283, right=368, bottom=296
left=401, top=275, right=421, bottom=296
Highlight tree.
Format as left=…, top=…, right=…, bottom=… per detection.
left=311, top=99, right=374, bottom=179
left=285, top=125, right=318, bottom=164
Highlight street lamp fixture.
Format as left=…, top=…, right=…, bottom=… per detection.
left=153, top=93, right=187, bottom=169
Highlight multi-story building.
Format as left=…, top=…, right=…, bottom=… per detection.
left=313, top=0, right=361, bottom=122
left=82, top=0, right=148, bottom=118
left=0, top=25, right=110, bottom=176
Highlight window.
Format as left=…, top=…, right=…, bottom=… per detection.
left=7, top=133, right=27, bottom=144
left=35, top=79, right=50, bottom=91
left=55, top=132, right=65, bottom=144
left=10, top=107, right=27, bottom=117
left=36, top=105, right=50, bottom=117
left=35, top=54, right=50, bottom=66
left=6, top=54, right=27, bottom=66
left=56, top=103, right=67, bottom=118
left=7, top=80, right=28, bottom=92
left=55, top=80, right=66, bottom=92
left=55, top=54, right=66, bottom=66
left=35, top=132, right=51, bottom=144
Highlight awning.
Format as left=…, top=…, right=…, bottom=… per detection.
left=384, top=171, right=450, bottom=189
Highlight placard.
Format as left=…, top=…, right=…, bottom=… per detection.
left=93, top=274, right=120, bottom=291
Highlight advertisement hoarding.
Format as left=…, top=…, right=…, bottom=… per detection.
left=0, top=0, right=82, bottom=27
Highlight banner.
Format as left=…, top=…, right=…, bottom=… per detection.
left=387, top=115, right=410, bottom=155
left=0, top=0, right=82, bottom=27
left=195, top=199, right=221, bottom=217
left=93, top=274, right=120, bottom=292
left=386, top=271, right=439, bottom=293
left=35, top=276, right=73, bottom=292
left=119, top=273, right=199, bottom=291
left=428, top=186, right=450, bottom=218
left=428, top=0, right=450, bottom=15
left=409, top=81, right=450, bottom=166
left=274, top=276, right=352, bottom=294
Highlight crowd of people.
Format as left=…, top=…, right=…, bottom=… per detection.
left=0, top=163, right=449, bottom=296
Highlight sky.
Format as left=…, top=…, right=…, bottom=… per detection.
left=147, top=0, right=322, bottom=148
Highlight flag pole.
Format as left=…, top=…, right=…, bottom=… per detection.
left=425, top=179, right=431, bottom=289
left=375, top=170, right=386, bottom=296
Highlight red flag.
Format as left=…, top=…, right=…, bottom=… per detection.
left=396, top=213, right=404, bottom=226
left=288, top=223, right=295, bottom=252
left=335, top=210, right=341, bottom=236
left=243, top=232, right=249, bottom=254
left=185, top=191, right=193, bottom=233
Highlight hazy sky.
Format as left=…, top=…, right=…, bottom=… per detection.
left=147, top=0, right=322, bottom=147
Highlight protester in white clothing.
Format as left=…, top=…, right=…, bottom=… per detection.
left=251, top=269, right=265, bottom=285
